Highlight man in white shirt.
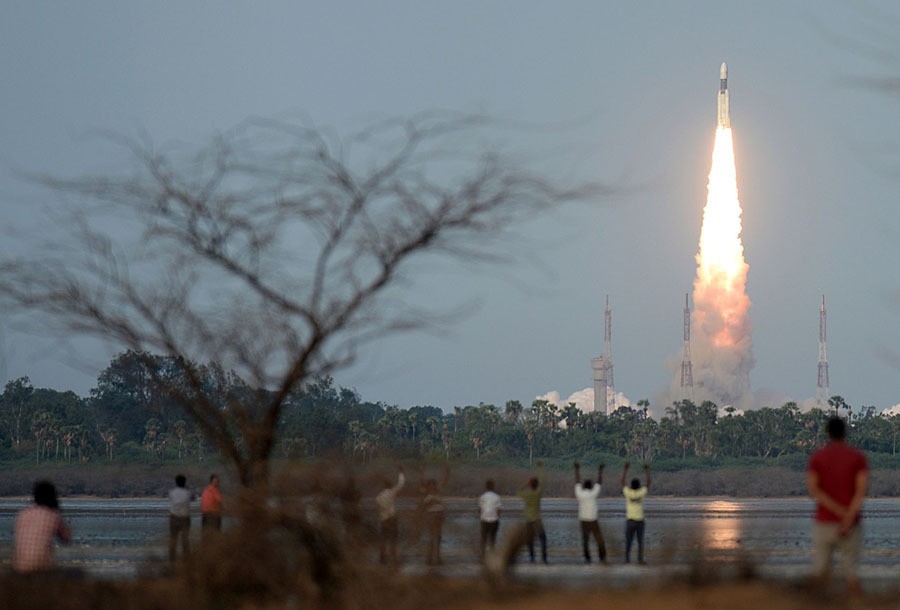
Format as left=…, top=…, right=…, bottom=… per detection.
left=375, top=466, right=405, bottom=566
left=168, top=474, right=192, bottom=562
left=478, top=479, right=502, bottom=559
left=574, top=462, right=607, bottom=563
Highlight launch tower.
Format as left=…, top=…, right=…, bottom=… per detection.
left=680, top=293, right=694, bottom=400
left=592, top=356, right=609, bottom=414
left=817, top=295, right=830, bottom=408
left=604, top=295, right=615, bottom=412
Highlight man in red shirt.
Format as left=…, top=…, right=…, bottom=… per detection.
left=200, top=474, right=223, bottom=539
left=807, top=416, right=868, bottom=594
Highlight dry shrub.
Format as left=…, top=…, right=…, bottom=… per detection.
left=0, top=572, right=191, bottom=610
left=186, top=517, right=345, bottom=607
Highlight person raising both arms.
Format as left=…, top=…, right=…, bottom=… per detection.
left=574, top=461, right=607, bottom=564
left=620, top=461, right=650, bottom=564
left=517, top=460, right=547, bottom=564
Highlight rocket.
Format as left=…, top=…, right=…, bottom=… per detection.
left=717, top=62, right=730, bottom=128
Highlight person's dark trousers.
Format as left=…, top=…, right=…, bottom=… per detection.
left=425, top=512, right=444, bottom=565
left=625, top=518, right=645, bottom=563
left=480, top=520, right=499, bottom=558
left=580, top=520, right=606, bottom=562
left=202, top=512, right=222, bottom=542
left=169, top=515, right=190, bottom=561
left=379, top=516, right=399, bottom=565
left=525, top=519, right=547, bottom=563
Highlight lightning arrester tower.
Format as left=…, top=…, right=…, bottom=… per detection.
left=817, top=295, right=830, bottom=407
left=604, top=295, right=615, bottom=413
left=591, top=356, right=609, bottom=415
left=680, top=293, right=694, bottom=400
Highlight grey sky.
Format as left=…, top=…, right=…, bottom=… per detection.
left=2, top=2, right=898, bottom=414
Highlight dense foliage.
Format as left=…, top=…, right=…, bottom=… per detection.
left=1, top=351, right=897, bottom=468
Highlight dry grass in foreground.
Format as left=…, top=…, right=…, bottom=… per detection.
left=2, top=573, right=899, bottom=610
left=443, top=581, right=900, bottom=610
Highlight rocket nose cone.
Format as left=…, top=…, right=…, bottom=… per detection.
left=720, top=62, right=727, bottom=79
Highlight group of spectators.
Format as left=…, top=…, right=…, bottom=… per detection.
left=166, top=473, right=223, bottom=562
left=481, top=459, right=650, bottom=565
left=372, top=458, right=652, bottom=567
left=8, top=416, right=868, bottom=597
left=10, top=472, right=223, bottom=573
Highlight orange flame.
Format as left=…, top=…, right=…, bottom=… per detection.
left=694, top=127, right=750, bottom=349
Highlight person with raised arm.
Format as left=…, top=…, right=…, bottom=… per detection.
left=376, top=465, right=405, bottom=566
left=517, top=460, right=547, bottom=563
left=574, top=462, right=607, bottom=564
left=620, top=461, right=650, bottom=564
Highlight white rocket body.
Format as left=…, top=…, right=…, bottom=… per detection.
left=717, top=62, right=730, bottom=128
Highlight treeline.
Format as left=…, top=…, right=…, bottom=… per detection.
left=1, top=350, right=898, bottom=467
left=289, top=390, right=900, bottom=467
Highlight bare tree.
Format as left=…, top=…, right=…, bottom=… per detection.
left=0, top=113, right=604, bottom=497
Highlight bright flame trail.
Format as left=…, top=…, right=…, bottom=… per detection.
left=690, top=125, right=754, bottom=407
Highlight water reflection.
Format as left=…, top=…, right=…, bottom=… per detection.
left=702, top=518, right=743, bottom=551
left=700, top=500, right=743, bottom=551
left=706, top=499, right=741, bottom=514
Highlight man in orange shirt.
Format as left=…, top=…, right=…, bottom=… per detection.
left=200, top=474, right=223, bottom=539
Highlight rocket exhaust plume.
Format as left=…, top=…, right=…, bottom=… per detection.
left=683, top=63, right=754, bottom=407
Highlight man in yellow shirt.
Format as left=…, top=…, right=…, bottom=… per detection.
left=517, top=460, right=547, bottom=563
left=620, top=462, right=651, bottom=564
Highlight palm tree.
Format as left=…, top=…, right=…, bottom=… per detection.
left=98, top=427, right=117, bottom=461
left=637, top=399, right=650, bottom=419
left=563, top=403, right=581, bottom=430
left=144, top=418, right=161, bottom=458
left=504, top=400, right=524, bottom=425
left=408, top=411, right=418, bottom=441
left=32, top=410, right=51, bottom=464
left=174, top=419, right=188, bottom=459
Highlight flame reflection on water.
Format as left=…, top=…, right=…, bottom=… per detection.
left=702, top=500, right=743, bottom=551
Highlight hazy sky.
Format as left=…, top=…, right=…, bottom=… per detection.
left=2, top=2, right=899, bottom=415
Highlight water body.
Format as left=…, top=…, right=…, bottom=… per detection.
left=1, top=497, right=899, bottom=583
